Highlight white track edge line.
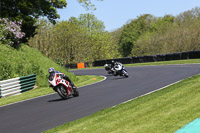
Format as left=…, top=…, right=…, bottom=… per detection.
left=112, top=73, right=199, bottom=108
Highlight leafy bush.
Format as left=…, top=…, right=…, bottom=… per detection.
left=0, top=18, right=25, bottom=47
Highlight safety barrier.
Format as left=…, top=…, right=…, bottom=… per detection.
left=77, top=63, right=85, bottom=69
left=65, top=62, right=89, bottom=69
left=0, top=74, right=36, bottom=98
left=64, top=50, right=200, bottom=67
left=92, top=50, right=200, bottom=67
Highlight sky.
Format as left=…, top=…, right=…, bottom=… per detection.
left=57, top=0, right=200, bottom=32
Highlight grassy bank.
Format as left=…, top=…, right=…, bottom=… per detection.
left=0, top=43, right=76, bottom=87
left=45, top=74, right=200, bottom=133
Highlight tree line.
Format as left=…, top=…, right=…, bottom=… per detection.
left=0, top=0, right=103, bottom=44
left=29, top=7, right=200, bottom=65
left=113, top=7, right=200, bottom=57
left=29, top=14, right=120, bottom=65
left=1, top=0, right=200, bottom=65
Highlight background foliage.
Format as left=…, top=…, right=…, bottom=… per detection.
left=0, top=0, right=103, bottom=43
left=0, top=18, right=25, bottom=47
left=1, top=2, right=200, bottom=84
left=29, top=13, right=120, bottom=65
left=115, top=7, right=200, bottom=57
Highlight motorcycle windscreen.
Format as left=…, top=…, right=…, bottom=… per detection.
left=48, top=72, right=55, bottom=81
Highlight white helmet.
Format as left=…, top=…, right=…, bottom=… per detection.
left=48, top=67, right=55, bottom=73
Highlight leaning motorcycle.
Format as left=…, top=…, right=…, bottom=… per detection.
left=114, top=63, right=129, bottom=78
left=48, top=73, right=79, bottom=99
left=104, top=64, right=114, bottom=75
left=104, top=63, right=129, bottom=78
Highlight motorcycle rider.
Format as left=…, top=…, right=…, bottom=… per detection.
left=111, top=60, right=123, bottom=76
left=111, top=60, right=115, bottom=69
left=48, top=67, right=77, bottom=90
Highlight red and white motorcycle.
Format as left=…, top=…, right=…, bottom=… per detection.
left=48, top=73, right=79, bottom=99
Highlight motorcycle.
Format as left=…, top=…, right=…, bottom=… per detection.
left=104, top=63, right=129, bottom=78
left=104, top=64, right=114, bottom=75
left=48, top=73, right=79, bottom=99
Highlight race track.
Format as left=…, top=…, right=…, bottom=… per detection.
left=0, top=64, right=200, bottom=133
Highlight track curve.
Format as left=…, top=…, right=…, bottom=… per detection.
left=0, top=64, right=200, bottom=133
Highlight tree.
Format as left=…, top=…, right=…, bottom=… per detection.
left=150, top=15, right=174, bottom=33
left=119, top=14, right=154, bottom=57
left=29, top=13, right=120, bottom=65
left=175, top=7, right=200, bottom=24
left=0, top=0, right=103, bottom=43
left=130, top=15, right=174, bottom=56
left=68, top=13, right=119, bottom=62
left=77, top=0, right=103, bottom=10
left=129, top=8, right=200, bottom=56
left=110, top=27, right=124, bottom=57
left=0, top=0, right=66, bottom=42
left=76, top=13, right=105, bottom=34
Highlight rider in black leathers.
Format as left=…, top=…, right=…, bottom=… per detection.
left=111, top=60, right=122, bottom=76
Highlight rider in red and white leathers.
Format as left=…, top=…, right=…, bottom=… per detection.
left=48, top=67, right=77, bottom=89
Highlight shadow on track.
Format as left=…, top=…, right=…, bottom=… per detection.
left=48, top=97, right=72, bottom=102
left=105, top=74, right=113, bottom=77
left=111, top=77, right=128, bottom=80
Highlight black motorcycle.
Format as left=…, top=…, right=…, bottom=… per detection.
left=104, top=64, right=114, bottom=75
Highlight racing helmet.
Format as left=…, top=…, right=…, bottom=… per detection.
left=48, top=67, right=55, bottom=73
left=111, top=60, right=116, bottom=66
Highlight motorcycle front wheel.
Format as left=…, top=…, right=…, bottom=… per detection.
left=72, top=87, right=79, bottom=97
left=57, top=85, right=68, bottom=99
left=122, top=70, right=129, bottom=78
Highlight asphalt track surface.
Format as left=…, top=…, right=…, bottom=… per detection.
left=0, top=64, right=200, bottom=133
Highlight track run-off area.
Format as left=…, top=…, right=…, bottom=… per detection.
left=0, top=64, right=200, bottom=133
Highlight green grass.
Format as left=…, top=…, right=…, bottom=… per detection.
left=0, top=75, right=104, bottom=107
left=44, top=74, right=200, bottom=133
left=0, top=43, right=76, bottom=87
left=124, top=59, right=200, bottom=67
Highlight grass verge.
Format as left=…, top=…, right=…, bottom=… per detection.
left=44, top=74, right=200, bottom=133
left=125, top=59, right=200, bottom=67
left=0, top=75, right=104, bottom=107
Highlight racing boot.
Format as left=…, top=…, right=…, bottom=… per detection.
left=73, top=85, right=77, bottom=91
left=71, top=82, right=78, bottom=92
left=114, top=70, right=117, bottom=76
